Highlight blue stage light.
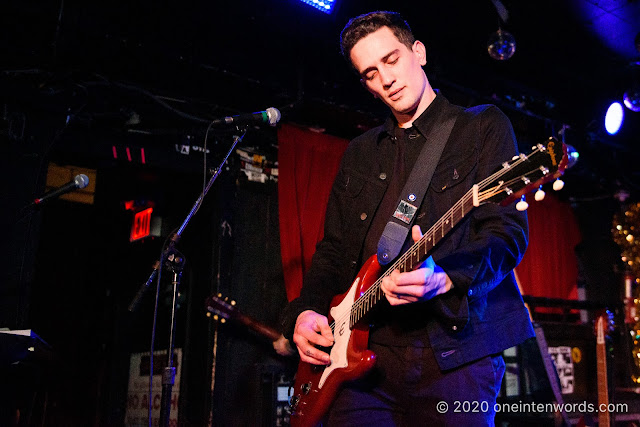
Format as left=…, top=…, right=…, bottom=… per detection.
left=297, top=0, right=335, bottom=14
left=605, top=101, right=624, bottom=135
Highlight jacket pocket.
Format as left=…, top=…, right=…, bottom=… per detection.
left=341, top=168, right=367, bottom=198
left=430, top=147, right=478, bottom=194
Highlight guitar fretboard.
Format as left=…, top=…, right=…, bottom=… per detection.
left=348, top=189, right=477, bottom=328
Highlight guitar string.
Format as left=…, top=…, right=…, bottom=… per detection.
left=329, top=145, right=548, bottom=332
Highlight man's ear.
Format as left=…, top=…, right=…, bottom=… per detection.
left=413, top=40, right=427, bottom=66
left=360, top=78, right=378, bottom=99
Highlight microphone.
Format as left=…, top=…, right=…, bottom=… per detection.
left=32, top=174, right=89, bottom=206
left=210, top=107, right=281, bottom=127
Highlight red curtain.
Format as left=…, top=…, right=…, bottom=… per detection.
left=278, top=124, right=581, bottom=302
left=515, top=192, right=582, bottom=299
left=277, top=124, right=349, bottom=301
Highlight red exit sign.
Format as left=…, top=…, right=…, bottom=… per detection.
left=130, top=208, right=153, bottom=242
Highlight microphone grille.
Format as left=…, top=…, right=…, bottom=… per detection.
left=74, top=174, right=90, bottom=189
left=265, top=107, right=281, bottom=126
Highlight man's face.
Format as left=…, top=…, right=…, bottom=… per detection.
left=350, top=26, right=427, bottom=121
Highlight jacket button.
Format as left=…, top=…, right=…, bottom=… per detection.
left=452, top=325, right=457, bottom=331
left=468, top=289, right=473, bottom=296
left=360, top=213, right=367, bottom=220
left=379, top=172, right=387, bottom=180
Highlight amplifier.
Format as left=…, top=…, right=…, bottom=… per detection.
left=257, top=362, right=295, bottom=427
left=499, top=322, right=595, bottom=403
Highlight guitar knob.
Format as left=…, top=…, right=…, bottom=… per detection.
left=553, top=179, right=564, bottom=191
left=516, top=196, right=529, bottom=212
left=301, top=382, right=312, bottom=395
left=534, top=186, right=545, bottom=201
left=289, top=394, right=300, bottom=409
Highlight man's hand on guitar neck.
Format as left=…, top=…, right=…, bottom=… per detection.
left=293, top=310, right=334, bottom=365
left=381, top=225, right=453, bottom=306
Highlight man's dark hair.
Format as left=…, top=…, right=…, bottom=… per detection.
left=340, top=11, right=415, bottom=64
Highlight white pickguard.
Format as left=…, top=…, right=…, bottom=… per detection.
left=318, top=277, right=358, bottom=389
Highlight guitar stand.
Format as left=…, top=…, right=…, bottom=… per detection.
left=158, top=250, right=185, bottom=427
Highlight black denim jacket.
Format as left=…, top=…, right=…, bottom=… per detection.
left=282, top=94, right=535, bottom=370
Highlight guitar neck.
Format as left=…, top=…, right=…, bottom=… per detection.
left=346, top=140, right=568, bottom=328
left=597, top=317, right=610, bottom=427
left=233, top=311, right=282, bottom=342
left=349, top=189, right=477, bottom=327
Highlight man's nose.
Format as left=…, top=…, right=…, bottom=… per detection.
left=379, top=69, right=395, bottom=88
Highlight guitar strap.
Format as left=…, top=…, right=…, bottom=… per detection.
left=377, top=109, right=458, bottom=265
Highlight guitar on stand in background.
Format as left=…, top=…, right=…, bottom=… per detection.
left=205, top=293, right=295, bottom=427
left=205, top=293, right=295, bottom=357
left=577, top=310, right=615, bottom=427
left=596, top=311, right=615, bottom=427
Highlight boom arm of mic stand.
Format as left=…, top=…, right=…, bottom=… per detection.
left=128, top=131, right=247, bottom=312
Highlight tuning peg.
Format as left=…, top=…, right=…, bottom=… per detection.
left=553, top=179, right=564, bottom=191
left=213, top=314, right=219, bottom=321
left=220, top=318, right=226, bottom=324
left=534, top=186, right=545, bottom=201
left=218, top=293, right=222, bottom=297
left=516, top=196, right=529, bottom=211
left=206, top=312, right=211, bottom=317
left=231, top=300, right=236, bottom=306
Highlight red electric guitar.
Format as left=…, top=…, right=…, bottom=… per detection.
left=288, top=138, right=571, bottom=427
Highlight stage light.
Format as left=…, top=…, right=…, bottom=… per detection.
left=297, top=0, right=335, bottom=14
left=624, top=62, right=640, bottom=112
left=487, top=0, right=515, bottom=61
left=605, top=101, right=624, bottom=135
left=624, top=90, right=640, bottom=112
left=487, top=28, right=516, bottom=61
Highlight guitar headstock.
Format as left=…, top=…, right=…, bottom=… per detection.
left=478, top=137, right=571, bottom=209
left=595, top=310, right=615, bottom=344
left=205, top=293, right=237, bottom=323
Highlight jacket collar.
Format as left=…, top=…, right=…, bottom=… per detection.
left=379, top=89, right=449, bottom=142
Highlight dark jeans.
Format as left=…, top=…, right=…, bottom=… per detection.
left=327, top=343, right=505, bottom=426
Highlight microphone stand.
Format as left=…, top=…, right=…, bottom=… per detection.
left=128, top=131, right=247, bottom=313
left=127, top=130, right=247, bottom=427
left=158, top=251, right=184, bottom=427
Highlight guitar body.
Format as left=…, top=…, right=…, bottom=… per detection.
left=289, top=255, right=382, bottom=427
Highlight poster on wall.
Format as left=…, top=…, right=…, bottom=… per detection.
left=125, top=349, right=182, bottom=427
left=548, top=346, right=574, bottom=394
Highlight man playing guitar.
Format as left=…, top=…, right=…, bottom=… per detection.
left=281, top=11, right=535, bottom=426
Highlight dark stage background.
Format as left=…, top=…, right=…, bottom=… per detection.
left=2, top=0, right=640, bottom=425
